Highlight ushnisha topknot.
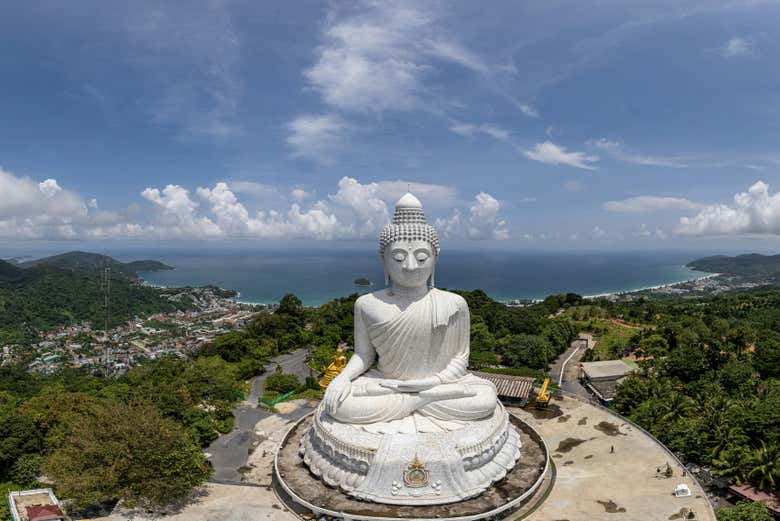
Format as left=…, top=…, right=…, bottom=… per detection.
left=379, top=193, right=440, bottom=258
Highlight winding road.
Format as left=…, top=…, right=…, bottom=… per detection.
left=205, top=348, right=311, bottom=482
left=548, top=334, right=593, bottom=398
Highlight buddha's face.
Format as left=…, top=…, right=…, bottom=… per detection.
left=383, top=239, right=435, bottom=289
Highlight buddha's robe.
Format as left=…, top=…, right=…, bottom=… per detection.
left=328, top=289, right=497, bottom=428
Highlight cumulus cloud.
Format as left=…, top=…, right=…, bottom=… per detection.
left=0, top=168, right=509, bottom=242
left=436, top=192, right=509, bottom=240
left=286, top=114, right=347, bottom=164
left=523, top=141, right=599, bottom=170
left=591, top=139, right=688, bottom=168
left=604, top=196, right=702, bottom=213
left=141, top=184, right=222, bottom=238
left=291, top=188, right=311, bottom=202
left=678, top=181, right=780, bottom=236
left=0, top=168, right=89, bottom=239
left=720, top=37, right=753, bottom=58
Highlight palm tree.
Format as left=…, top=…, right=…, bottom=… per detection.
left=746, top=441, right=780, bottom=491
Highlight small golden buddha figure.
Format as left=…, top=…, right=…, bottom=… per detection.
left=319, top=346, right=347, bottom=389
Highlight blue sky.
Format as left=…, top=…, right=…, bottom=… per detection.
left=2, top=0, right=780, bottom=250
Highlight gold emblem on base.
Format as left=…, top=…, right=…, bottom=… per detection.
left=403, top=454, right=430, bottom=488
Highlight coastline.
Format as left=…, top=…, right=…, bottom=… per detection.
left=582, top=270, right=720, bottom=300
left=140, top=266, right=720, bottom=307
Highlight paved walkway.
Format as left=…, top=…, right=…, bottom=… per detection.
left=510, top=395, right=715, bottom=521
left=548, top=334, right=593, bottom=399
left=94, top=483, right=298, bottom=521
left=206, top=349, right=310, bottom=482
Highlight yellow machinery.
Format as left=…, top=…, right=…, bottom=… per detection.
left=534, top=377, right=551, bottom=409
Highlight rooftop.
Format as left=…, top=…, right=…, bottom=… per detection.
left=581, top=359, right=634, bottom=380
left=472, top=371, right=535, bottom=399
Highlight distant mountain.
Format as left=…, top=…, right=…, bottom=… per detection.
left=0, top=259, right=26, bottom=284
left=20, top=251, right=173, bottom=280
left=687, top=253, right=780, bottom=277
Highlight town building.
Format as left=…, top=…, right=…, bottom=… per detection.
left=7, top=489, right=65, bottom=521
left=580, top=359, right=636, bottom=403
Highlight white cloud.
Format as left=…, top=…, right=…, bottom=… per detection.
left=0, top=167, right=509, bottom=242
left=591, top=138, right=688, bottom=168
left=291, top=188, right=311, bottom=202
left=449, top=122, right=510, bottom=141
left=424, top=38, right=489, bottom=73
left=720, top=37, right=753, bottom=58
left=519, top=104, right=539, bottom=118
left=141, top=184, right=222, bottom=238
left=436, top=192, right=509, bottom=240
left=523, top=141, right=599, bottom=170
left=304, top=2, right=487, bottom=114
left=0, top=168, right=91, bottom=239
left=592, top=226, right=608, bottom=239
left=328, top=177, right=389, bottom=236
left=604, top=196, right=702, bottom=213
left=678, top=180, right=780, bottom=236
left=0, top=169, right=86, bottom=221
left=286, top=114, right=346, bottom=164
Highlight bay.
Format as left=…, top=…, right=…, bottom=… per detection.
left=135, top=249, right=707, bottom=306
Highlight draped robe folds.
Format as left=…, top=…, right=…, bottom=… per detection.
left=328, top=289, right=498, bottom=431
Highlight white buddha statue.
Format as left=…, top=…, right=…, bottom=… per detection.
left=322, top=193, right=497, bottom=430
left=300, top=193, right=520, bottom=505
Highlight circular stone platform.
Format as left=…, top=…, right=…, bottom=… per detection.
left=274, top=413, right=551, bottom=521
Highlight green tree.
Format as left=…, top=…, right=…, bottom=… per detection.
left=717, top=501, right=772, bottom=521
left=277, top=293, right=304, bottom=318
left=502, top=334, right=552, bottom=370
left=754, top=339, right=780, bottom=379
left=43, top=401, right=210, bottom=510
left=639, top=334, right=669, bottom=357
left=264, top=372, right=300, bottom=395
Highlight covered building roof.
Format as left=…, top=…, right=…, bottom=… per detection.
left=581, top=360, right=634, bottom=381
left=25, top=505, right=64, bottom=521
left=472, top=371, right=535, bottom=400
left=729, top=484, right=780, bottom=515
left=584, top=377, right=627, bottom=403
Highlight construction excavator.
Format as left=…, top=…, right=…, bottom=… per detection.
left=534, top=377, right=551, bottom=409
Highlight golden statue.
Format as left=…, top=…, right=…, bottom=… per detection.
left=319, top=346, right=347, bottom=389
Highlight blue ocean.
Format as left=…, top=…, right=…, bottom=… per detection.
left=2, top=242, right=719, bottom=306
left=130, top=248, right=708, bottom=306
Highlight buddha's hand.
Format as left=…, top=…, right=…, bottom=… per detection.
left=380, top=375, right=441, bottom=393
left=324, top=374, right=351, bottom=414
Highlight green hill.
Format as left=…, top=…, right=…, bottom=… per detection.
left=687, top=253, right=780, bottom=277
left=21, top=251, right=173, bottom=279
left=0, top=259, right=181, bottom=343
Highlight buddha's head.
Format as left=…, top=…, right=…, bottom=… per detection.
left=379, top=193, right=440, bottom=290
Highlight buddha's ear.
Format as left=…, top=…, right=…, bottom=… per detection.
left=429, top=262, right=436, bottom=289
